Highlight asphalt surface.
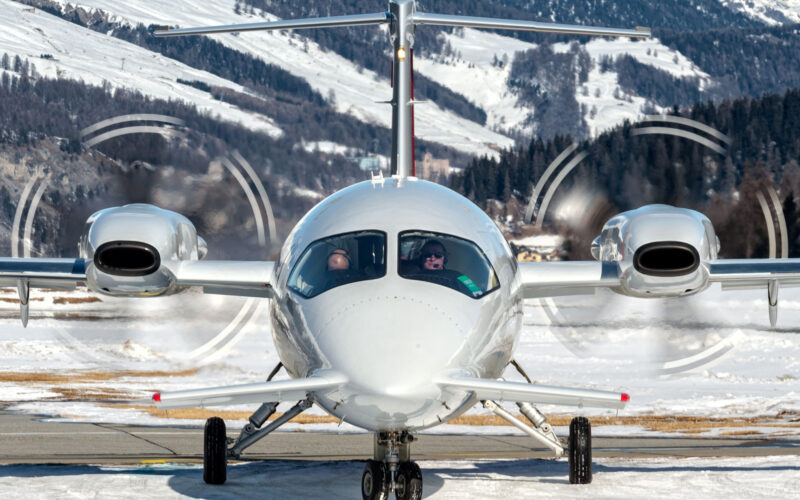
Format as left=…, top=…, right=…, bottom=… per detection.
left=0, top=410, right=798, bottom=465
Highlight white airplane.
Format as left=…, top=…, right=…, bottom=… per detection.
left=1, top=2, right=797, bottom=499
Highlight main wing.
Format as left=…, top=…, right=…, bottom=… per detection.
left=707, top=258, right=800, bottom=326
left=168, top=260, right=276, bottom=298
left=519, top=257, right=800, bottom=326
left=0, top=257, right=276, bottom=326
left=519, top=261, right=620, bottom=298
left=0, top=258, right=276, bottom=294
left=0, top=257, right=87, bottom=288
left=707, top=259, right=800, bottom=286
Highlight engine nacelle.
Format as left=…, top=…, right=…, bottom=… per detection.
left=79, top=204, right=207, bottom=297
left=592, top=204, right=719, bottom=298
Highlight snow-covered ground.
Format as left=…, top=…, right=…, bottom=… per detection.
left=0, top=456, right=798, bottom=499
left=0, top=284, right=798, bottom=434
left=0, top=285, right=798, bottom=497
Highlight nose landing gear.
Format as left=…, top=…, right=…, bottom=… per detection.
left=362, top=431, right=422, bottom=500
left=361, top=460, right=390, bottom=500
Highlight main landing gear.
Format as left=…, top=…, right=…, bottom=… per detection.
left=501, top=359, right=594, bottom=484
left=484, top=399, right=594, bottom=485
left=202, top=398, right=312, bottom=485
left=362, top=431, right=422, bottom=500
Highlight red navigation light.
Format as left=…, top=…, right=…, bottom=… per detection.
left=152, top=393, right=161, bottom=402
left=621, top=393, right=630, bottom=402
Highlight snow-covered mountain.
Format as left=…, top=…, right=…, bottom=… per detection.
left=720, top=0, right=800, bottom=25
left=1, top=0, right=799, bottom=162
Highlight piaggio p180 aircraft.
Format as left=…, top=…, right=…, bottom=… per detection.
left=1, top=2, right=798, bottom=499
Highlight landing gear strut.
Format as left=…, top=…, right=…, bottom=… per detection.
left=505, top=359, right=594, bottom=484
left=362, top=431, right=422, bottom=500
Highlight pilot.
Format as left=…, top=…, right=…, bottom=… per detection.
left=327, top=248, right=351, bottom=271
left=415, top=240, right=480, bottom=297
left=419, top=240, right=447, bottom=272
left=324, top=248, right=361, bottom=291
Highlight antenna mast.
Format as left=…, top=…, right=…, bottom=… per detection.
left=154, top=1, right=650, bottom=180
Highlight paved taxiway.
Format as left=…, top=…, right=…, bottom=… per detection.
left=0, top=410, right=797, bottom=464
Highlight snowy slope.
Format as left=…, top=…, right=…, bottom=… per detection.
left=5, top=0, right=791, bottom=157
left=414, top=28, right=537, bottom=133
left=0, top=1, right=283, bottom=137
left=35, top=0, right=513, bottom=158
left=562, top=38, right=711, bottom=138
left=720, top=0, right=800, bottom=25
left=415, top=28, right=710, bottom=140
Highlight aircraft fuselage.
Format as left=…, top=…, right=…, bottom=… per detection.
left=268, top=177, right=523, bottom=430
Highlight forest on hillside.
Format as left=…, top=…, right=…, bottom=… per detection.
left=452, top=89, right=800, bottom=259
left=0, top=62, right=385, bottom=256
left=19, top=0, right=800, bottom=143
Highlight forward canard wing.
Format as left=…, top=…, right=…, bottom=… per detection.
left=153, top=370, right=347, bottom=409
left=436, top=373, right=629, bottom=410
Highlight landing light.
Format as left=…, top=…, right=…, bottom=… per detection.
left=397, top=47, right=407, bottom=60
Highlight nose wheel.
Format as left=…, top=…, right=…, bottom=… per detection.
left=395, top=461, right=422, bottom=500
left=361, top=460, right=390, bottom=500
left=365, top=431, right=423, bottom=500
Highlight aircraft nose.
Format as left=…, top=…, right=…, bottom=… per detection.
left=314, top=294, right=467, bottom=397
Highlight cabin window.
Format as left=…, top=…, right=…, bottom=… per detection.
left=398, top=231, right=499, bottom=298
left=288, top=231, right=386, bottom=298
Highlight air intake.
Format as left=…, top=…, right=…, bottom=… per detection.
left=94, top=241, right=160, bottom=277
left=633, top=242, right=699, bottom=277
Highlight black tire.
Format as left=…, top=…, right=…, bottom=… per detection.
left=568, top=416, right=592, bottom=484
left=204, top=416, right=227, bottom=485
left=361, top=460, right=389, bottom=500
left=395, top=461, right=423, bottom=500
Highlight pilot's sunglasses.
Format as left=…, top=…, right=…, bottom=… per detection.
left=422, top=252, right=444, bottom=259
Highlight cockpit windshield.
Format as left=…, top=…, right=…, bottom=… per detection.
left=398, top=231, right=499, bottom=298
left=288, top=231, right=386, bottom=298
